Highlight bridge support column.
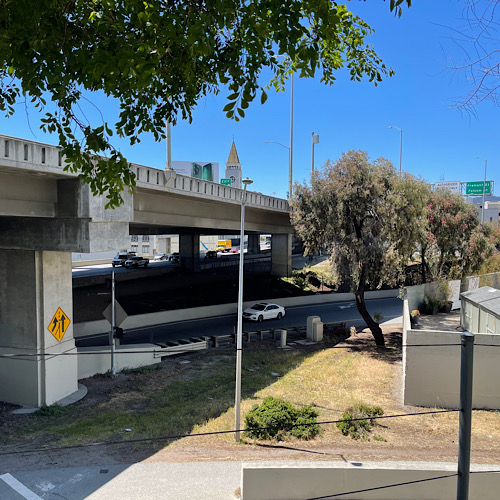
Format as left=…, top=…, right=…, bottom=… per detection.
left=0, top=250, right=78, bottom=408
left=271, top=233, right=292, bottom=277
left=248, top=234, right=260, bottom=255
left=179, top=234, right=200, bottom=272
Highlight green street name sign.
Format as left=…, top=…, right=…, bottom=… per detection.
left=465, top=181, right=492, bottom=195
left=220, top=178, right=231, bottom=186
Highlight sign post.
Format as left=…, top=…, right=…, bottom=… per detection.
left=110, top=269, right=116, bottom=376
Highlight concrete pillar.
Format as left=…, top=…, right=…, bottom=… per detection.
left=0, top=250, right=78, bottom=407
left=307, top=316, right=321, bottom=340
left=179, top=234, right=200, bottom=271
left=271, top=233, right=292, bottom=277
left=248, top=234, right=260, bottom=255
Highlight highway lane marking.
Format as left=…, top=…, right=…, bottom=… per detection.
left=0, top=473, right=43, bottom=500
left=323, top=314, right=401, bottom=325
left=127, top=298, right=400, bottom=331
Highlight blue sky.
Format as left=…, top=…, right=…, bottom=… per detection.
left=1, top=1, right=498, bottom=200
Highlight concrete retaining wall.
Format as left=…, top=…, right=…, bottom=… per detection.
left=404, top=329, right=500, bottom=409
left=406, top=280, right=461, bottom=313
left=74, top=289, right=400, bottom=338
left=77, top=344, right=160, bottom=379
left=241, top=462, right=500, bottom=500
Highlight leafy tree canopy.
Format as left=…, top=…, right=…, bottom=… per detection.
left=419, top=190, right=493, bottom=281
left=0, top=0, right=410, bottom=207
left=291, top=150, right=429, bottom=346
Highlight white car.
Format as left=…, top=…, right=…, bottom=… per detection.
left=124, top=256, right=149, bottom=268
left=243, top=303, right=285, bottom=322
left=153, top=253, right=167, bottom=261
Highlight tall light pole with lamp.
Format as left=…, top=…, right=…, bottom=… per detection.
left=388, top=126, right=403, bottom=176
left=266, top=140, right=291, bottom=197
left=268, top=55, right=293, bottom=199
left=234, top=177, right=253, bottom=442
left=311, top=132, right=319, bottom=175
left=475, top=156, right=488, bottom=223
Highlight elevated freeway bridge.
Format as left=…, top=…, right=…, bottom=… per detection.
left=0, top=134, right=292, bottom=409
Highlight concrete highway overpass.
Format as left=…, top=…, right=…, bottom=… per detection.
left=0, top=134, right=292, bottom=408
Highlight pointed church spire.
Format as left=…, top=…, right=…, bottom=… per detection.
left=225, top=139, right=242, bottom=188
left=227, top=140, right=240, bottom=164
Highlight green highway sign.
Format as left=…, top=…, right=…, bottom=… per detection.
left=220, top=178, right=231, bottom=186
left=465, top=181, right=492, bottom=195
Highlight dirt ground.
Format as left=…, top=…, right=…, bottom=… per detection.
left=1, top=325, right=499, bottom=473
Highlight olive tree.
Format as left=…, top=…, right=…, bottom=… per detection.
left=0, top=0, right=410, bottom=207
left=291, top=150, right=429, bottom=347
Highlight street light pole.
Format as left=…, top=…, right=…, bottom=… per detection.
left=234, top=177, right=253, bottom=442
left=312, top=132, right=319, bottom=175
left=166, top=120, right=172, bottom=170
left=388, top=126, right=403, bottom=176
left=475, top=156, right=488, bottom=223
left=289, top=73, right=293, bottom=199
left=266, top=140, right=290, bottom=197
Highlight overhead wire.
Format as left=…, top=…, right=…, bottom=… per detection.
left=0, top=408, right=458, bottom=457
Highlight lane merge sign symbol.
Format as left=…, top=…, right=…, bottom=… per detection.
left=48, top=307, right=71, bottom=341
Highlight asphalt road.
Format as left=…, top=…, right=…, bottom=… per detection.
left=76, top=297, right=402, bottom=347
left=0, top=462, right=242, bottom=500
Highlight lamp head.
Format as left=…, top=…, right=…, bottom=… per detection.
left=242, top=178, right=253, bottom=186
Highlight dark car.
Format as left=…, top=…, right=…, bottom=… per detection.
left=112, top=252, right=135, bottom=267
left=124, top=256, right=149, bottom=268
left=168, top=252, right=180, bottom=263
left=205, top=251, right=218, bottom=259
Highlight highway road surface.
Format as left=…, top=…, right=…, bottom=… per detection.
left=76, top=296, right=402, bottom=347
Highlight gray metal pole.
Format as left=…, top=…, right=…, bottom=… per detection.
left=482, top=159, right=487, bottom=223
left=399, top=128, right=403, bottom=176
left=457, top=332, right=474, bottom=500
left=110, top=269, right=117, bottom=376
left=289, top=73, right=293, bottom=199
left=235, top=181, right=251, bottom=441
left=166, top=120, right=172, bottom=170
left=311, top=131, right=315, bottom=175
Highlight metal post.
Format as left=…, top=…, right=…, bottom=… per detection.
left=388, top=126, right=403, bottom=176
left=166, top=120, right=172, bottom=170
left=311, top=131, right=315, bottom=175
left=110, top=269, right=117, bottom=376
left=235, top=179, right=252, bottom=442
left=457, top=332, right=474, bottom=500
left=399, top=128, right=403, bottom=176
left=289, top=73, right=293, bottom=199
left=482, top=159, right=487, bottom=223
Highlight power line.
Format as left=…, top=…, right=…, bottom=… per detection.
left=0, top=409, right=458, bottom=457
left=304, top=473, right=458, bottom=500
left=0, top=341, right=465, bottom=360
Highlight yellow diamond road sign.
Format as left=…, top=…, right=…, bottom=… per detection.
left=48, top=307, right=71, bottom=341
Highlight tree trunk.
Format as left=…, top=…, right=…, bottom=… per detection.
left=420, top=246, right=426, bottom=284
left=354, top=271, right=385, bottom=347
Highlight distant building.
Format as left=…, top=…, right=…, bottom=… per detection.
left=469, top=195, right=500, bottom=223
left=225, top=140, right=242, bottom=188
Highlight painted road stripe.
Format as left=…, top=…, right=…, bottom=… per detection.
left=0, top=473, right=43, bottom=500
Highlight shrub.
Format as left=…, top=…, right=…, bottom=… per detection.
left=336, top=404, right=384, bottom=440
left=244, top=396, right=320, bottom=441
left=35, top=403, right=67, bottom=417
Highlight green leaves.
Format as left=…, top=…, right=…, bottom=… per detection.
left=0, top=0, right=411, bottom=206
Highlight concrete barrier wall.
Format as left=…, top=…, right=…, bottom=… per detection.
left=406, top=280, right=461, bottom=313
left=404, top=329, right=500, bottom=409
left=77, top=344, right=159, bottom=379
left=241, top=462, right=500, bottom=500
left=74, top=289, right=400, bottom=338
